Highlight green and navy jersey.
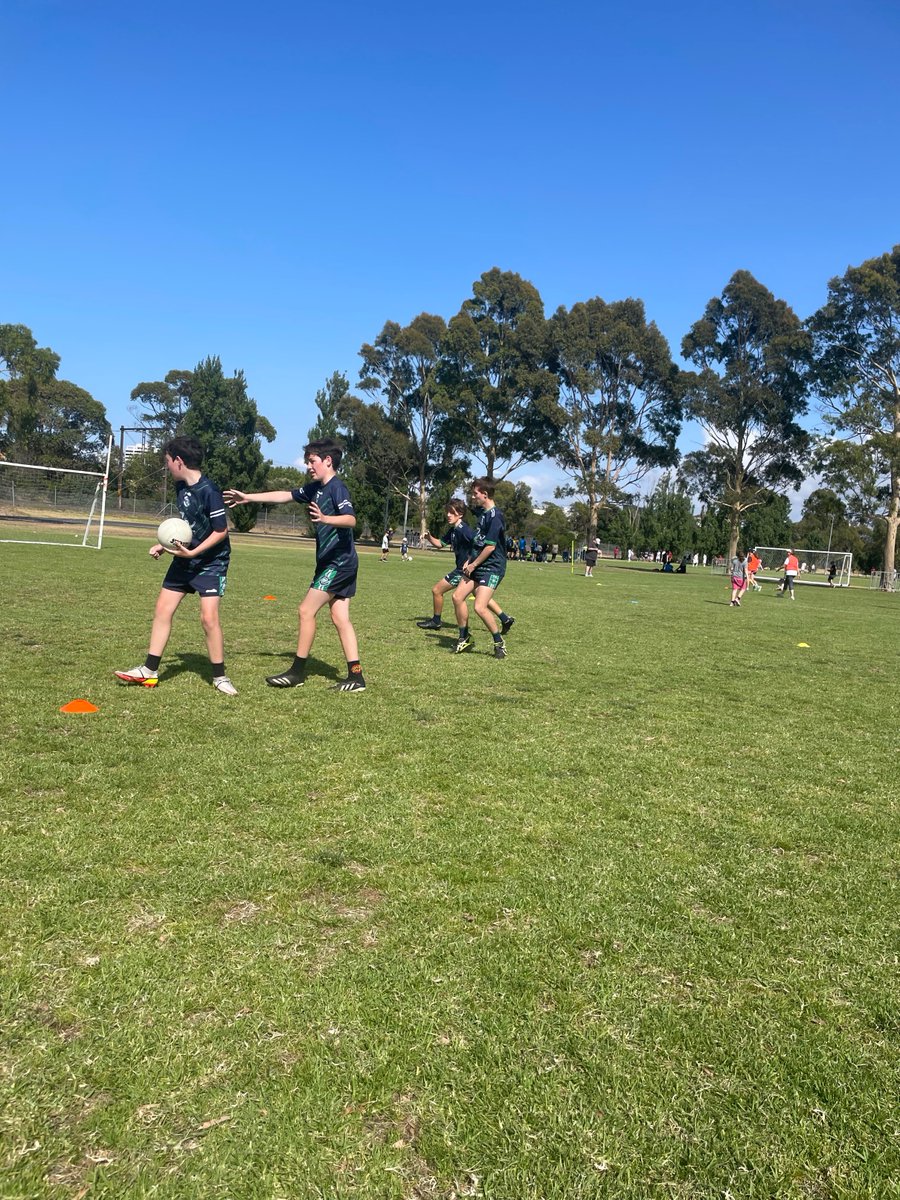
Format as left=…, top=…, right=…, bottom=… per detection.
left=441, top=521, right=475, bottom=571
left=472, top=505, right=506, bottom=574
left=175, top=476, right=230, bottom=571
left=291, top=476, right=358, bottom=571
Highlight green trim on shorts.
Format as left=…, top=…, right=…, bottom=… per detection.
left=312, top=566, right=339, bottom=591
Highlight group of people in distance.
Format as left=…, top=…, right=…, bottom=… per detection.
left=114, top=438, right=515, bottom=698
left=729, top=548, right=835, bottom=605
left=115, top=435, right=366, bottom=696
left=416, top=481, right=514, bottom=657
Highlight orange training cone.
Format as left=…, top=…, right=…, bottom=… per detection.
left=263, top=594, right=277, bottom=600
left=60, top=699, right=99, bottom=713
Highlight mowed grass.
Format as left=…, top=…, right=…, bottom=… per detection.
left=1, top=537, right=897, bottom=1199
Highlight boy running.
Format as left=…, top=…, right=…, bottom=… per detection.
left=224, top=439, right=365, bottom=692
left=115, top=436, right=236, bottom=694
left=417, top=498, right=514, bottom=634
left=451, top=478, right=509, bottom=659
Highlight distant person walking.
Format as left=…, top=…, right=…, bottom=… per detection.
left=584, top=539, right=600, bottom=577
left=730, top=550, right=748, bottom=606
left=779, top=549, right=799, bottom=599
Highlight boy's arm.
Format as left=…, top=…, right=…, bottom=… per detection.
left=463, top=542, right=495, bottom=574
left=167, top=527, right=229, bottom=560
left=308, top=501, right=355, bottom=528
left=423, top=531, right=443, bottom=548
left=224, top=489, right=294, bottom=506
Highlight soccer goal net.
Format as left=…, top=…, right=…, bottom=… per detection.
left=752, top=546, right=853, bottom=587
left=0, top=437, right=114, bottom=550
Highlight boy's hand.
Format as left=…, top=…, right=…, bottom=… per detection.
left=308, top=501, right=324, bottom=524
left=150, top=543, right=164, bottom=559
left=167, top=540, right=194, bottom=559
left=462, top=560, right=473, bottom=576
left=223, top=489, right=246, bottom=507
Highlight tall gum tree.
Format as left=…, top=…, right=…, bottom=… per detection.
left=547, top=297, right=682, bottom=540
left=442, top=268, right=558, bottom=478
left=809, top=246, right=900, bottom=583
left=359, top=314, right=466, bottom=537
left=679, top=271, right=811, bottom=562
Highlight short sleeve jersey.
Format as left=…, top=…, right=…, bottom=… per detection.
left=472, top=505, right=507, bottom=574
left=175, top=476, right=230, bottom=571
left=731, top=556, right=747, bottom=579
left=291, top=476, right=358, bottom=572
left=441, top=521, right=475, bottom=571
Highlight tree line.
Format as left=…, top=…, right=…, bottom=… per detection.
left=2, top=246, right=898, bottom=572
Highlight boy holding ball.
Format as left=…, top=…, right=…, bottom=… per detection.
left=114, top=436, right=236, bottom=694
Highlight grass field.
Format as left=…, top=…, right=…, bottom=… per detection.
left=1, top=538, right=898, bottom=1199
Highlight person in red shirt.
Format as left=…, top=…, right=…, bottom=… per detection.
left=746, top=550, right=762, bottom=592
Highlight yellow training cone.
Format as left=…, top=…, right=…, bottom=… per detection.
left=797, top=642, right=810, bottom=648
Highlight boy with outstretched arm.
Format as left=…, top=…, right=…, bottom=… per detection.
left=224, top=438, right=366, bottom=692
left=450, top=478, right=509, bottom=659
left=417, top=498, right=514, bottom=634
left=114, top=436, right=237, bottom=695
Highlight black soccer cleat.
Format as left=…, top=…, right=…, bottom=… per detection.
left=265, top=672, right=305, bottom=688
left=499, top=616, right=515, bottom=635
left=331, top=676, right=366, bottom=693
left=417, top=618, right=442, bottom=630
left=453, top=635, right=473, bottom=654
left=493, top=638, right=507, bottom=659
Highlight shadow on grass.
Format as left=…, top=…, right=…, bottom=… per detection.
left=162, top=652, right=341, bottom=683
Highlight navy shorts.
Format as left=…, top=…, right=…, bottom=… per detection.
left=311, top=564, right=358, bottom=599
left=473, top=569, right=504, bottom=591
left=163, top=562, right=228, bottom=598
left=443, top=568, right=463, bottom=586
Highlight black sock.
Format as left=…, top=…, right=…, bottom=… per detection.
left=458, top=626, right=469, bottom=639
left=291, top=655, right=307, bottom=675
left=347, top=660, right=364, bottom=678
left=498, top=611, right=510, bottom=622
left=145, top=654, right=161, bottom=671
left=492, top=631, right=502, bottom=643
left=211, top=662, right=225, bottom=678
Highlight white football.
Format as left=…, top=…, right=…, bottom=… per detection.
left=157, top=517, right=193, bottom=552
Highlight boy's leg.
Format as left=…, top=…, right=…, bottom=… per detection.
left=149, top=587, right=187, bottom=658
left=198, top=595, right=236, bottom=693
left=451, top=578, right=475, bottom=652
left=116, top=586, right=185, bottom=683
left=418, top=579, right=453, bottom=628
left=328, top=596, right=365, bottom=691
left=488, top=596, right=515, bottom=634
left=266, top=587, right=331, bottom=687
left=474, top=584, right=508, bottom=658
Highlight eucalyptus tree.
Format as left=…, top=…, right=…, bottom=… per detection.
left=809, top=246, right=900, bottom=578
left=547, top=297, right=682, bottom=541
left=679, top=270, right=811, bottom=562
left=442, top=268, right=558, bottom=478
left=359, top=314, right=465, bottom=536
left=0, top=323, right=61, bottom=456
left=182, top=357, right=273, bottom=532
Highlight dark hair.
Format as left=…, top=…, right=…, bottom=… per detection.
left=164, top=436, right=204, bottom=468
left=447, top=498, right=466, bottom=516
left=471, top=476, right=497, bottom=499
left=303, top=438, right=344, bottom=469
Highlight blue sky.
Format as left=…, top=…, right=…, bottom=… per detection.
left=4, top=0, right=899, bottom=506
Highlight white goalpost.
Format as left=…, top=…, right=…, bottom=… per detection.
left=0, top=436, right=114, bottom=549
left=752, top=546, right=853, bottom=587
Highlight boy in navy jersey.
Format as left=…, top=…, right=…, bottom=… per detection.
left=417, top=498, right=514, bottom=634
left=114, top=436, right=236, bottom=694
left=224, top=439, right=365, bottom=692
left=450, top=477, right=509, bottom=659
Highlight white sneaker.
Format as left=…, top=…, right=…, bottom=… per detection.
left=214, top=676, right=238, bottom=696
left=115, top=664, right=158, bottom=684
